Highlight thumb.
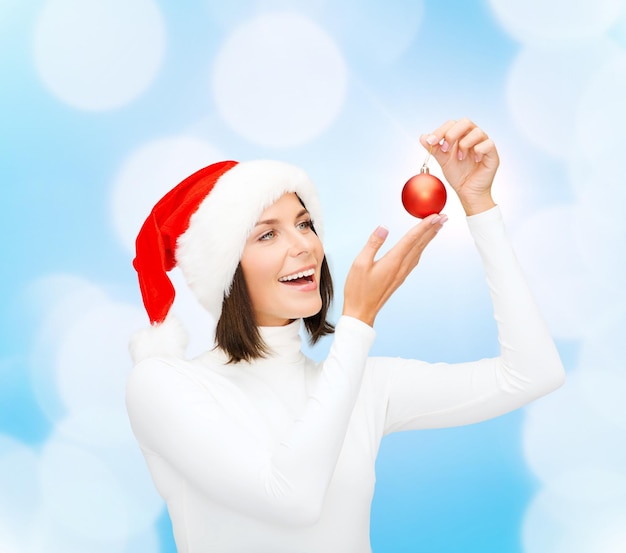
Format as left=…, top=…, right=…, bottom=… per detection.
left=420, top=133, right=446, bottom=164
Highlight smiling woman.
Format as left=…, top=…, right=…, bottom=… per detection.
left=125, top=119, right=565, bottom=553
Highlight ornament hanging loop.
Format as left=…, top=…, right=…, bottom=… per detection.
left=420, top=145, right=433, bottom=175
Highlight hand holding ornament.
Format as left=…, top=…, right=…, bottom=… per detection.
left=419, top=118, right=498, bottom=216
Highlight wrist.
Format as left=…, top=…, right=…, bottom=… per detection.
left=460, top=193, right=496, bottom=216
left=342, top=306, right=375, bottom=327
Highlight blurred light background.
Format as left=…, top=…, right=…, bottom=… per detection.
left=2, top=0, right=626, bottom=551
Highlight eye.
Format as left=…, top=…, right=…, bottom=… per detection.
left=297, top=219, right=314, bottom=231
left=258, top=230, right=275, bottom=241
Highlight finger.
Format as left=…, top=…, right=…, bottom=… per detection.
left=421, top=119, right=457, bottom=151
left=457, top=127, right=489, bottom=161
left=423, top=118, right=488, bottom=162
left=355, top=225, right=389, bottom=265
left=473, top=138, right=499, bottom=165
left=403, top=213, right=447, bottom=244
left=439, top=117, right=476, bottom=153
left=383, top=214, right=446, bottom=269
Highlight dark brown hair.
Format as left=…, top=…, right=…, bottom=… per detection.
left=215, top=256, right=334, bottom=363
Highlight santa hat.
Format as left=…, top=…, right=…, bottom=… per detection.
left=130, top=159, right=324, bottom=363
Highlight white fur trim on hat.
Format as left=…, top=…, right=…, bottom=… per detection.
left=175, top=159, right=324, bottom=323
left=129, top=313, right=189, bottom=364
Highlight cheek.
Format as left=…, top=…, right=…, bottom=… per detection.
left=240, top=249, right=279, bottom=290
left=310, top=234, right=324, bottom=257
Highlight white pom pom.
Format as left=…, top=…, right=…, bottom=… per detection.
left=129, top=313, right=189, bottom=364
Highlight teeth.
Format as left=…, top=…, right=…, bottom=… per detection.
left=279, top=268, right=315, bottom=282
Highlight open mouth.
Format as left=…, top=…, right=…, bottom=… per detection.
left=278, top=268, right=315, bottom=285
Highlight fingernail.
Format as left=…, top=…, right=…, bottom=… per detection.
left=457, top=150, right=464, bottom=161
left=375, top=225, right=389, bottom=239
left=426, top=134, right=438, bottom=145
left=440, top=215, right=449, bottom=224
left=430, top=215, right=442, bottom=225
left=441, top=140, right=450, bottom=153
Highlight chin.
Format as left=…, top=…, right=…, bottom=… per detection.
left=293, top=303, right=323, bottom=321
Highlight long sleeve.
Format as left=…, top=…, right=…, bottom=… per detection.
left=125, top=316, right=375, bottom=526
left=377, top=206, right=565, bottom=434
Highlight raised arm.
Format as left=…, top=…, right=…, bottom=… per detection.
left=375, top=119, right=564, bottom=432
left=379, top=205, right=565, bottom=433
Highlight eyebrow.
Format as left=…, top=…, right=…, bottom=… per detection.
left=255, top=208, right=309, bottom=227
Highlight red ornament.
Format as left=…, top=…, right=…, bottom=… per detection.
left=401, top=167, right=447, bottom=218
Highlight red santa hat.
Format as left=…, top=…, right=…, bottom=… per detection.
left=130, top=159, right=324, bottom=363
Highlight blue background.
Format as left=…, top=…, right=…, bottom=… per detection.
left=2, top=0, right=626, bottom=552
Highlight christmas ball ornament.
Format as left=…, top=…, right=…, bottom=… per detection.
left=402, top=164, right=447, bottom=219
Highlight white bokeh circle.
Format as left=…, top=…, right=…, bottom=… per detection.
left=93, top=440, right=165, bottom=534
left=33, top=0, right=166, bottom=111
left=26, top=511, right=159, bottom=553
left=577, top=307, right=626, bottom=429
left=205, top=0, right=329, bottom=29
left=523, top=370, right=626, bottom=483
left=28, top=274, right=109, bottom=421
left=506, top=40, right=622, bottom=159
left=568, top=154, right=626, bottom=230
left=0, top=526, right=20, bottom=553
left=111, top=136, right=223, bottom=253
left=56, top=300, right=145, bottom=413
left=488, top=0, right=624, bottom=44
left=0, top=436, right=40, bottom=536
left=27, top=275, right=146, bottom=422
left=576, top=52, right=626, bottom=163
left=326, top=0, right=424, bottom=64
left=567, top=155, right=626, bottom=306
left=523, top=468, right=626, bottom=553
left=39, top=438, right=130, bottom=540
left=55, top=407, right=133, bottom=448
left=511, top=205, right=591, bottom=339
left=213, top=12, right=348, bottom=148
left=18, top=273, right=166, bottom=546
left=33, top=432, right=163, bottom=548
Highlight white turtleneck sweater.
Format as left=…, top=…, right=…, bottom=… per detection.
left=126, top=207, right=565, bottom=553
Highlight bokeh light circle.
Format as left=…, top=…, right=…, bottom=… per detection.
left=577, top=307, right=626, bottom=429
left=523, top=469, right=626, bottom=553
left=0, top=436, right=40, bottom=535
left=326, top=0, right=424, bottom=64
left=576, top=53, right=626, bottom=163
left=488, top=0, right=624, bottom=44
left=511, top=205, right=590, bottom=339
left=523, top=370, right=626, bottom=483
left=56, top=301, right=145, bottom=413
left=28, top=274, right=109, bottom=422
left=33, top=0, right=165, bottom=110
left=111, top=136, right=223, bottom=253
left=39, top=438, right=130, bottom=540
left=213, top=12, right=348, bottom=148
left=506, top=40, right=621, bottom=159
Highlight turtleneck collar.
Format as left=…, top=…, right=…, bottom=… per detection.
left=200, top=318, right=304, bottom=367
left=256, top=318, right=304, bottom=365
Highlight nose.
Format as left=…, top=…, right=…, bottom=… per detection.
left=287, top=228, right=311, bottom=256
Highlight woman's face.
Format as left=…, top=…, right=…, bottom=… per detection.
left=240, top=192, right=324, bottom=326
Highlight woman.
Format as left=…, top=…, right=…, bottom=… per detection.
left=126, top=119, right=564, bottom=553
